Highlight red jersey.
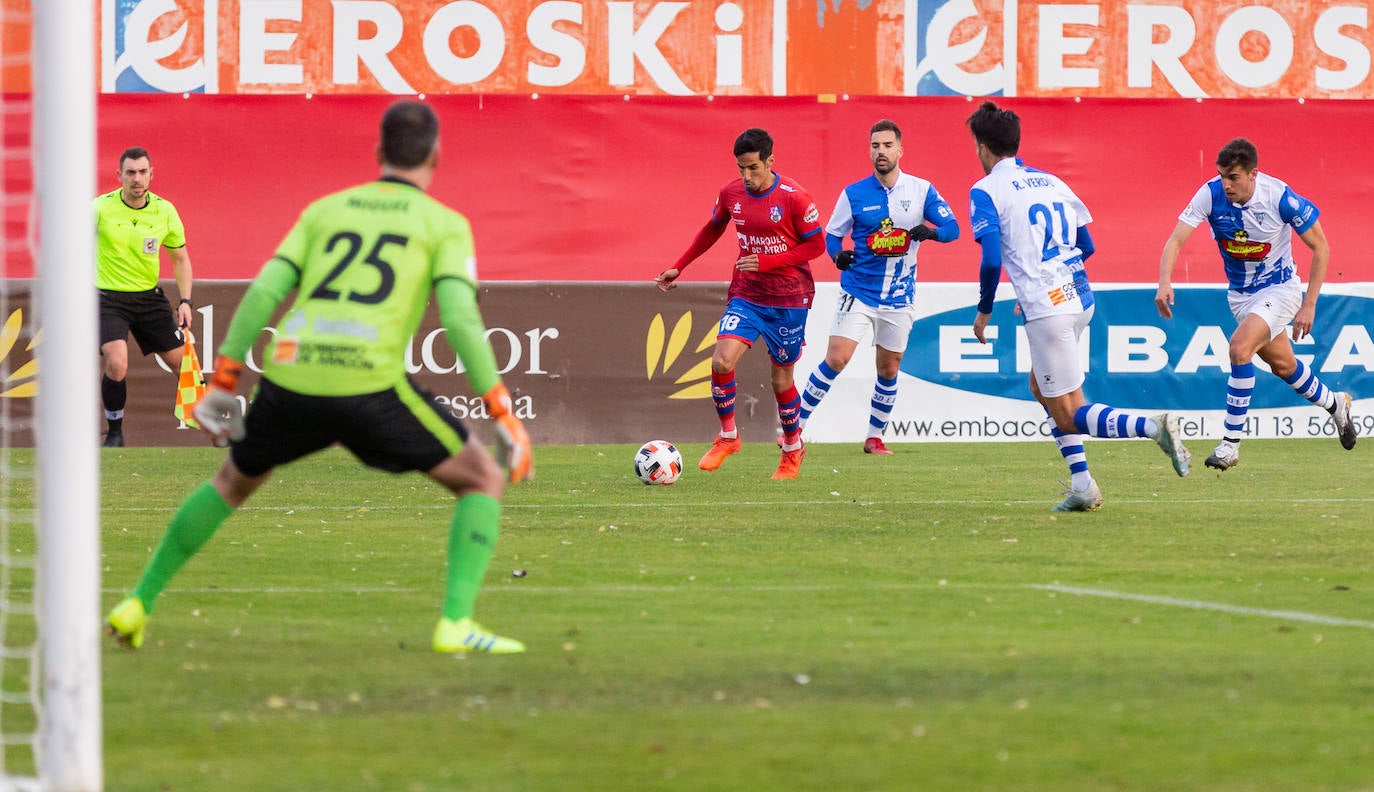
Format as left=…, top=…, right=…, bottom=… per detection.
left=709, top=173, right=823, bottom=308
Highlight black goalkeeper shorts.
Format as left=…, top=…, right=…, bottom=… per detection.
left=99, top=287, right=182, bottom=354
left=230, top=377, right=471, bottom=478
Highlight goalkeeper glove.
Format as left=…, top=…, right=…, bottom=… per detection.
left=193, top=356, right=246, bottom=447
left=833, top=250, right=856, bottom=271
left=909, top=224, right=939, bottom=242
left=483, top=383, right=533, bottom=483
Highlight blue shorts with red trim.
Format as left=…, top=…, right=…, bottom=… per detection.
left=717, top=297, right=808, bottom=366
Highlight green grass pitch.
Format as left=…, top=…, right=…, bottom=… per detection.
left=80, top=440, right=1374, bottom=790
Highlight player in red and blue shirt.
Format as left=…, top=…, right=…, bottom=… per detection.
left=655, top=128, right=825, bottom=479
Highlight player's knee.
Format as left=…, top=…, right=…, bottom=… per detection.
left=443, top=445, right=504, bottom=499
left=1266, top=357, right=1297, bottom=379
left=104, top=359, right=128, bottom=380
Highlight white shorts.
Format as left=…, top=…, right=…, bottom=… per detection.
left=828, top=290, right=916, bottom=353
left=1228, top=279, right=1303, bottom=340
left=1024, top=306, right=1094, bottom=399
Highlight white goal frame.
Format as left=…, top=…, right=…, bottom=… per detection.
left=31, top=0, right=103, bottom=789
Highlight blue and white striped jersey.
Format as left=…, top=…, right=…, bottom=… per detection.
left=970, top=158, right=1093, bottom=321
left=824, top=171, right=957, bottom=308
left=1179, top=173, right=1319, bottom=294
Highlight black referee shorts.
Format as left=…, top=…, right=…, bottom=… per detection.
left=99, top=287, right=183, bottom=354
left=230, top=377, right=472, bottom=478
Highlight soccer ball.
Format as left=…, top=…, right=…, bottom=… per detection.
left=634, top=440, right=683, bottom=485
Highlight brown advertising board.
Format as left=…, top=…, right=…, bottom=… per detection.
left=1, top=280, right=780, bottom=448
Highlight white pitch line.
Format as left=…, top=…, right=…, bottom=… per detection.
left=97, top=583, right=920, bottom=596
left=1029, top=584, right=1374, bottom=631
left=100, top=495, right=1374, bottom=513
left=92, top=583, right=1374, bottom=633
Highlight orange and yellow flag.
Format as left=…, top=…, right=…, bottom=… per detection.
left=173, top=330, right=206, bottom=429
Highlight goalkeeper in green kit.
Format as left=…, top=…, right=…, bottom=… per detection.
left=106, top=101, right=533, bottom=654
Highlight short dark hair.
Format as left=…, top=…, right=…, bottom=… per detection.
left=119, top=147, right=150, bottom=168
left=966, top=100, right=1020, bottom=157
left=733, top=128, right=774, bottom=160
left=380, top=101, right=439, bottom=168
left=870, top=119, right=901, bottom=140
left=1216, top=138, right=1258, bottom=171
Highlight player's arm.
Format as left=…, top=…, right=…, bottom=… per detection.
left=1155, top=220, right=1197, bottom=319
left=1292, top=219, right=1331, bottom=341
left=755, top=229, right=825, bottom=272
left=218, top=255, right=299, bottom=364
left=973, top=232, right=1003, bottom=344
left=826, top=232, right=855, bottom=271
left=1076, top=226, right=1095, bottom=261
left=912, top=188, right=960, bottom=243
left=969, top=188, right=1001, bottom=344
left=824, top=191, right=856, bottom=269
left=194, top=254, right=301, bottom=444
left=657, top=215, right=729, bottom=292
left=436, top=276, right=531, bottom=482
left=162, top=203, right=194, bottom=327
left=167, top=245, right=194, bottom=327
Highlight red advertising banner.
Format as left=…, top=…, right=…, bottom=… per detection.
left=5, top=93, right=1362, bottom=285
left=88, top=0, right=1374, bottom=98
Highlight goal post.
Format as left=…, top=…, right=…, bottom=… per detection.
left=32, top=0, right=102, bottom=789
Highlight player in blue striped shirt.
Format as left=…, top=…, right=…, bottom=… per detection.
left=798, top=119, right=959, bottom=454
left=1156, top=137, right=1356, bottom=470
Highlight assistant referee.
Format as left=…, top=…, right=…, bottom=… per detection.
left=95, top=147, right=195, bottom=447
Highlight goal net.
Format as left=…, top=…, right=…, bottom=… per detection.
left=2, top=0, right=102, bottom=789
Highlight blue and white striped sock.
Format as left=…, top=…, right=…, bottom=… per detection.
left=1072, top=403, right=1158, bottom=439
left=1050, top=422, right=1092, bottom=492
left=1282, top=359, right=1336, bottom=411
left=799, top=360, right=839, bottom=426
left=1223, top=362, right=1256, bottom=442
left=867, top=374, right=898, bottom=440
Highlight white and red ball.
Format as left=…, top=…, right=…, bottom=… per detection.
left=634, top=440, right=683, bottom=485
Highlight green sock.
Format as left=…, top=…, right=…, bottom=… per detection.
left=132, top=482, right=234, bottom=611
left=441, top=493, right=501, bottom=621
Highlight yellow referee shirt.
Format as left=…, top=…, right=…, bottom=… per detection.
left=93, top=189, right=187, bottom=292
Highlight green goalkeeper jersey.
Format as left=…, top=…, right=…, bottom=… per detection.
left=93, top=189, right=187, bottom=292
left=229, top=177, right=483, bottom=397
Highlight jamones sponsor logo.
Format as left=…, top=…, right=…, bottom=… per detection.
left=900, top=288, right=1374, bottom=409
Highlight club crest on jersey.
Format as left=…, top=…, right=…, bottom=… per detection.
left=866, top=217, right=912, bottom=258
left=769, top=205, right=782, bottom=223
left=1221, top=229, right=1271, bottom=261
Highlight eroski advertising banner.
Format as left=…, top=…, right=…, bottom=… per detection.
left=91, top=0, right=1374, bottom=98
